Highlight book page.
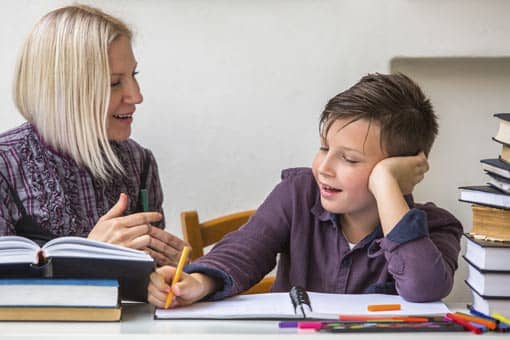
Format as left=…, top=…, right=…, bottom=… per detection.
left=43, top=237, right=152, bottom=261
left=0, top=236, right=39, bottom=263
left=155, top=293, right=297, bottom=319
left=307, top=292, right=449, bottom=319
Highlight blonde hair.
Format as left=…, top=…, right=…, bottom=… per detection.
left=14, top=5, right=132, bottom=180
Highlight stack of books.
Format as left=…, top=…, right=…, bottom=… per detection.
left=459, top=113, right=510, bottom=218
left=458, top=113, right=510, bottom=316
left=463, top=235, right=510, bottom=315
left=0, top=235, right=155, bottom=321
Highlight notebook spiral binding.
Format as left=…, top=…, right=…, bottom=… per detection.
left=289, top=286, right=312, bottom=316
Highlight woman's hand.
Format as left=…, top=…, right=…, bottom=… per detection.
left=88, top=193, right=187, bottom=266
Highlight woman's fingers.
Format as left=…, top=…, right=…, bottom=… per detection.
left=150, top=227, right=187, bottom=251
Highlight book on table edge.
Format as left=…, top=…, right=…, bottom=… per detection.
left=464, top=257, right=510, bottom=297
left=0, top=236, right=155, bottom=302
left=463, top=234, right=510, bottom=271
left=465, top=280, right=510, bottom=316
left=0, top=306, right=121, bottom=321
left=458, top=185, right=510, bottom=209
left=0, top=278, right=119, bottom=307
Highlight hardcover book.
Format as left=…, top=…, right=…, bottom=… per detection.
left=492, top=113, right=510, bottom=146
left=481, top=158, right=510, bottom=179
left=458, top=185, right=510, bottom=209
left=500, top=145, right=510, bottom=164
left=487, top=172, right=510, bottom=195
left=469, top=204, right=510, bottom=241
left=464, top=259, right=510, bottom=297
left=0, top=278, right=119, bottom=307
left=0, top=236, right=155, bottom=302
left=463, top=234, right=510, bottom=271
left=0, top=306, right=121, bottom=321
left=466, top=281, right=510, bottom=316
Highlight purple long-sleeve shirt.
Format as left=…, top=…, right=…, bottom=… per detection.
left=186, top=167, right=463, bottom=302
left=0, top=122, right=165, bottom=237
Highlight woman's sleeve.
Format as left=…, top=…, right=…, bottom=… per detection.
left=145, top=149, right=165, bottom=228
left=0, top=175, right=17, bottom=236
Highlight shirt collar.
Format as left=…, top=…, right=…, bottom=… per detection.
left=310, top=191, right=331, bottom=222
left=311, top=191, right=415, bottom=234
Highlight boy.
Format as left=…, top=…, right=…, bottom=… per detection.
left=148, top=73, right=463, bottom=307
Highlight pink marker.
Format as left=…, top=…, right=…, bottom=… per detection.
left=298, top=321, right=323, bottom=330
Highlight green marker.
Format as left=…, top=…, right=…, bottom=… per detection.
left=140, top=189, right=149, bottom=212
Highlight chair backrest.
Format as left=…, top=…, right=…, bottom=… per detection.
left=180, top=209, right=274, bottom=294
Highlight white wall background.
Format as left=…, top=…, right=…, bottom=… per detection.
left=2, top=0, right=510, bottom=302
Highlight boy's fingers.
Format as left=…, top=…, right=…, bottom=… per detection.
left=147, top=294, right=166, bottom=309
left=149, top=271, right=168, bottom=287
left=148, top=283, right=169, bottom=303
left=172, top=276, right=197, bottom=300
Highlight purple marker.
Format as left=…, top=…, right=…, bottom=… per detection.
left=278, top=321, right=298, bottom=328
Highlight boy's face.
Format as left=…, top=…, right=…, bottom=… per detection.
left=312, top=118, right=387, bottom=215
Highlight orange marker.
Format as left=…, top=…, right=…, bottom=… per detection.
left=367, top=303, right=401, bottom=312
left=164, top=246, right=191, bottom=309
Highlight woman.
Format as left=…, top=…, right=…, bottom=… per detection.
left=0, top=5, right=185, bottom=266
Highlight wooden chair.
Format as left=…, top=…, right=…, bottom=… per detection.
left=181, top=210, right=275, bottom=294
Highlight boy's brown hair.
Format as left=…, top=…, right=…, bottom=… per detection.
left=320, top=73, right=438, bottom=157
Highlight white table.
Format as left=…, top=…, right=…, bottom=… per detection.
left=0, top=303, right=508, bottom=339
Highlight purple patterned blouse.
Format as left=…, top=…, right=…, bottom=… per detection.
left=0, top=122, right=165, bottom=238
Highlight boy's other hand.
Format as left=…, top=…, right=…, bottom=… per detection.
left=147, top=266, right=219, bottom=308
left=369, top=152, right=429, bottom=196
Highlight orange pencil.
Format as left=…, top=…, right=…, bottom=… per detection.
left=164, top=246, right=191, bottom=309
left=367, top=304, right=401, bottom=312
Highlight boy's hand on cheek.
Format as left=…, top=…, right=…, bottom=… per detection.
left=369, top=152, right=429, bottom=235
left=369, top=152, right=429, bottom=197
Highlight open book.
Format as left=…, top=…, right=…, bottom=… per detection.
left=0, top=236, right=155, bottom=302
left=155, top=287, right=449, bottom=320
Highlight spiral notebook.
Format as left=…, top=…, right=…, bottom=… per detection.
left=154, top=287, right=449, bottom=320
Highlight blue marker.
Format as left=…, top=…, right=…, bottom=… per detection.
left=467, top=304, right=510, bottom=332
